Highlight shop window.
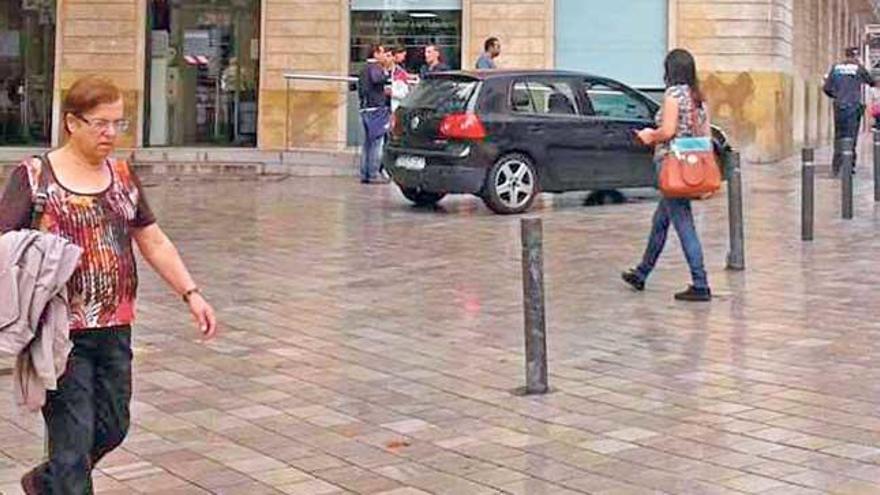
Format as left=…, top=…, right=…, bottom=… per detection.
left=0, top=0, right=55, bottom=146
left=555, top=0, right=666, bottom=88
left=347, top=0, right=463, bottom=145
left=145, top=0, right=260, bottom=147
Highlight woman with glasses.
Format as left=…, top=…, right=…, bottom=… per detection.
left=0, top=75, right=217, bottom=494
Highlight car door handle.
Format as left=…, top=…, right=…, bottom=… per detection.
left=528, top=125, right=543, bottom=133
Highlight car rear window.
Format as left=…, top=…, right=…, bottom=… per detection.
left=404, top=78, right=479, bottom=113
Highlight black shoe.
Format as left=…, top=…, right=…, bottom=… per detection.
left=674, top=285, right=711, bottom=302
left=621, top=269, right=645, bottom=291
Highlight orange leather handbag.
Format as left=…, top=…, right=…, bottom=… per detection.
left=658, top=103, right=722, bottom=199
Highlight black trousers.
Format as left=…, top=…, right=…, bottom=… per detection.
left=832, top=103, right=864, bottom=174
left=35, top=327, right=133, bottom=494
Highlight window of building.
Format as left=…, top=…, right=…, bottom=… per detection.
left=555, top=0, right=667, bottom=88
left=145, top=0, right=260, bottom=147
left=350, top=0, right=462, bottom=74
left=347, top=0, right=463, bottom=145
left=0, top=0, right=55, bottom=146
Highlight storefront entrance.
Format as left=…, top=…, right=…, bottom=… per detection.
left=0, top=0, right=55, bottom=146
left=145, top=0, right=260, bottom=147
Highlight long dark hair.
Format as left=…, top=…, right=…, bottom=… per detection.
left=664, top=49, right=704, bottom=106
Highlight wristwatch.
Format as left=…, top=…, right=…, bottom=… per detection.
left=182, top=287, right=201, bottom=303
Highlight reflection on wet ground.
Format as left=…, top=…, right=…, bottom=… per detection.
left=2, top=147, right=880, bottom=494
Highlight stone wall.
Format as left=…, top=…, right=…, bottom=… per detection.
left=56, top=0, right=145, bottom=148
left=258, top=0, right=348, bottom=150
left=47, top=0, right=878, bottom=158
left=466, top=0, right=554, bottom=70
left=674, top=0, right=876, bottom=162
left=258, top=0, right=555, bottom=151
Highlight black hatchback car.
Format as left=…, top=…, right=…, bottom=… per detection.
left=383, top=70, right=731, bottom=214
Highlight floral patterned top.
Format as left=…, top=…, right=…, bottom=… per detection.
left=0, top=156, right=156, bottom=330
left=654, top=84, right=709, bottom=160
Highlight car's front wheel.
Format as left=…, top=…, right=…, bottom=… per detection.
left=482, top=153, right=538, bottom=214
left=400, top=186, right=446, bottom=207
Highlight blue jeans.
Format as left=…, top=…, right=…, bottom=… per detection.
left=360, top=111, right=387, bottom=181
left=635, top=198, right=709, bottom=290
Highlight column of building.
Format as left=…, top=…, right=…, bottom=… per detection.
left=54, top=0, right=146, bottom=149
left=673, top=0, right=796, bottom=162
left=257, top=0, right=347, bottom=150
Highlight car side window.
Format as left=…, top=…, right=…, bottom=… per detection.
left=585, top=82, right=653, bottom=120
left=511, top=80, right=579, bottom=116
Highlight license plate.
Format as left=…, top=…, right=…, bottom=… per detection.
left=396, top=155, right=426, bottom=171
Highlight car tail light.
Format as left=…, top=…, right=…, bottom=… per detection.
left=439, top=113, right=487, bottom=140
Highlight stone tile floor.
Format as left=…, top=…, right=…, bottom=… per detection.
left=3, top=145, right=880, bottom=493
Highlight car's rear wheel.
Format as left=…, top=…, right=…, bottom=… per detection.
left=482, top=153, right=538, bottom=214
left=400, top=186, right=446, bottom=207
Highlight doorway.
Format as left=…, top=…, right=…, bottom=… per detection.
left=0, top=0, right=55, bottom=146
left=145, top=0, right=260, bottom=147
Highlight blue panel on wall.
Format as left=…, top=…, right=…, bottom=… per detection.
left=555, top=0, right=667, bottom=88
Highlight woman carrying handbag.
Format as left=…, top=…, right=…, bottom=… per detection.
left=621, top=49, right=717, bottom=302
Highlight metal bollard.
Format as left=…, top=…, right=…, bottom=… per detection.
left=520, top=218, right=548, bottom=395
left=841, top=137, right=854, bottom=219
left=725, top=150, right=745, bottom=271
left=802, top=148, right=815, bottom=241
left=874, top=131, right=880, bottom=202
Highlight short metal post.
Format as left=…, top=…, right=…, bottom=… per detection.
left=874, top=131, right=880, bottom=202
left=841, top=137, right=854, bottom=219
left=802, top=148, right=815, bottom=241
left=521, top=218, right=548, bottom=395
left=726, top=150, right=745, bottom=271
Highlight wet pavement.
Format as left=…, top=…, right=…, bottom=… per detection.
left=3, top=146, right=880, bottom=494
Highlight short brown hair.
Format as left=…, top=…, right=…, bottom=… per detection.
left=62, top=76, right=122, bottom=132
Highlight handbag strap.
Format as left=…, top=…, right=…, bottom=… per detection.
left=688, top=88, right=704, bottom=138
left=30, top=153, right=52, bottom=230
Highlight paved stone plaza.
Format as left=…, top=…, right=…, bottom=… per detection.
left=3, top=148, right=880, bottom=494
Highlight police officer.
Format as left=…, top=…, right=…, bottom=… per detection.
left=824, top=47, right=876, bottom=176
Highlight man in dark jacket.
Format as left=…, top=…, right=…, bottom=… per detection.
left=358, top=44, right=391, bottom=183
left=419, top=44, right=450, bottom=79
left=824, top=47, right=875, bottom=175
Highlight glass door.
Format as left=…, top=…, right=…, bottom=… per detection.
left=0, top=0, right=55, bottom=146
left=145, top=0, right=259, bottom=147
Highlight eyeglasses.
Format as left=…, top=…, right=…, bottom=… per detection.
left=75, top=114, right=131, bottom=133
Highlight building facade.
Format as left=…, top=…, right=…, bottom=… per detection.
left=0, top=0, right=876, bottom=162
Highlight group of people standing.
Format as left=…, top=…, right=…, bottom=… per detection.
left=357, top=38, right=502, bottom=184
